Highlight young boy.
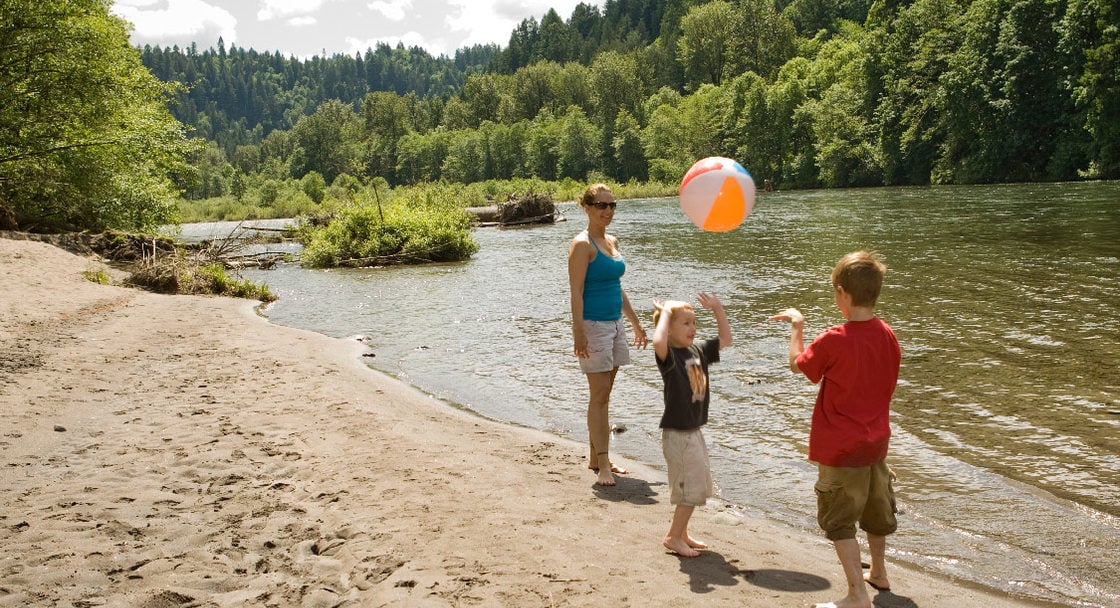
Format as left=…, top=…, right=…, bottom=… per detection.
left=770, top=251, right=901, bottom=608
left=652, top=292, right=732, bottom=558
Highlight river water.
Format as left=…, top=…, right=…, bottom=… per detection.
left=185, top=181, right=1120, bottom=607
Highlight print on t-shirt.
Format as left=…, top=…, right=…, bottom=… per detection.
left=685, top=351, right=706, bottom=402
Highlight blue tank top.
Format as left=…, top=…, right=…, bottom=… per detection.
left=583, top=233, right=625, bottom=321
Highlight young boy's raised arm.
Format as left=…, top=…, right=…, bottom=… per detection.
left=770, top=307, right=805, bottom=374
left=651, top=300, right=672, bottom=361
left=697, top=292, right=732, bottom=350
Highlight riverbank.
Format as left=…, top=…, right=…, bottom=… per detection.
left=0, top=236, right=1054, bottom=607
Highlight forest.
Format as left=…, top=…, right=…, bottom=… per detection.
left=1, top=0, right=1117, bottom=233
left=141, top=0, right=1119, bottom=200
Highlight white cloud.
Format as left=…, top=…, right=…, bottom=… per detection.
left=367, top=0, right=411, bottom=21
left=114, top=0, right=609, bottom=59
left=442, top=0, right=597, bottom=48
left=441, top=0, right=507, bottom=48
left=257, top=0, right=327, bottom=21
left=114, top=0, right=237, bottom=43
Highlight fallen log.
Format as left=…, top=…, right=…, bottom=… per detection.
left=467, top=192, right=559, bottom=227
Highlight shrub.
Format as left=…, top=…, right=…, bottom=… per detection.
left=127, top=256, right=275, bottom=301
left=299, top=187, right=478, bottom=268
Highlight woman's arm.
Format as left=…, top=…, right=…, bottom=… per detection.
left=568, top=237, right=591, bottom=358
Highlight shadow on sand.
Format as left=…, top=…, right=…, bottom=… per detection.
left=590, top=474, right=660, bottom=505
left=671, top=549, right=830, bottom=594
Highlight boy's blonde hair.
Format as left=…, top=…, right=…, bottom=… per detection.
left=831, top=251, right=886, bottom=307
left=580, top=183, right=612, bottom=206
left=653, top=300, right=694, bottom=326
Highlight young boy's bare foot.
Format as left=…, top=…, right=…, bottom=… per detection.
left=686, top=535, right=708, bottom=549
left=663, top=537, right=700, bottom=557
left=812, top=595, right=872, bottom=608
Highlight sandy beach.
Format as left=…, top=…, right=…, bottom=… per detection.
left=0, top=236, right=1054, bottom=608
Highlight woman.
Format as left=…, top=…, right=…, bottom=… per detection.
left=567, top=183, right=648, bottom=487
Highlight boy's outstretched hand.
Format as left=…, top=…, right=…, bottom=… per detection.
left=771, top=308, right=805, bottom=373
left=770, top=307, right=804, bottom=328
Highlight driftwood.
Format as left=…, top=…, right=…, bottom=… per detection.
left=468, top=192, right=559, bottom=227
left=223, top=252, right=289, bottom=269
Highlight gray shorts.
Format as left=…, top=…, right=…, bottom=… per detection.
left=579, top=318, right=631, bottom=374
left=662, top=428, right=713, bottom=506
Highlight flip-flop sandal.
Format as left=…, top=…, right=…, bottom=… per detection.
left=865, top=580, right=890, bottom=592
left=590, top=464, right=629, bottom=474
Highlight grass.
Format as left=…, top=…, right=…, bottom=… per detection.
left=82, top=267, right=112, bottom=285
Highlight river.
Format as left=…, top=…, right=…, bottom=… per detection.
left=183, top=181, right=1120, bottom=607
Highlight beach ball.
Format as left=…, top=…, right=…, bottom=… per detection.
left=678, top=157, right=756, bottom=232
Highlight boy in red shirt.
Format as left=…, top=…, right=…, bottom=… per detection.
left=771, top=251, right=901, bottom=608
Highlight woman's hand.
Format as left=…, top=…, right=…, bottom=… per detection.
left=632, top=327, right=648, bottom=349
left=573, top=327, right=589, bottom=358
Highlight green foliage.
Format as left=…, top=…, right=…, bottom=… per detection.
left=301, top=171, right=327, bottom=203
left=140, top=40, right=495, bottom=154
left=190, top=264, right=276, bottom=301
left=126, top=256, right=275, bottom=301
left=731, top=0, right=799, bottom=79
left=612, top=110, right=648, bottom=181
left=0, top=0, right=196, bottom=232
left=83, top=268, right=112, bottom=285
left=299, top=187, right=479, bottom=268
left=678, top=0, right=738, bottom=88
left=1062, top=0, right=1120, bottom=177
left=557, top=108, right=602, bottom=180
left=589, top=52, right=645, bottom=123
left=177, top=189, right=322, bottom=223
left=935, top=0, right=1070, bottom=182
left=133, top=0, right=1116, bottom=213
left=800, top=23, right=884, bottom=186
left=290, top=100, right=363, bottom=183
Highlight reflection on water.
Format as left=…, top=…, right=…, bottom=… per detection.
left=205, top=181, right=1120, bottom=607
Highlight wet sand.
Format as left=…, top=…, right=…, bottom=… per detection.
left=0, top=237, right=1053, bottom=607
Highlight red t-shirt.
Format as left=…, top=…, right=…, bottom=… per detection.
left=795, top=317, right=900, bottom=467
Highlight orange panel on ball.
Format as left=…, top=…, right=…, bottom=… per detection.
left=701, top=176, right=747, bottom=232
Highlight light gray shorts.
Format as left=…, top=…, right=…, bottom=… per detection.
left=662, top=428, right=713, bottom=506
left=579, top=318, right=631, bottom=374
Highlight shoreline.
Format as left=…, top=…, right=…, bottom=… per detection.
left=0, top=236, right=1057, bottom=607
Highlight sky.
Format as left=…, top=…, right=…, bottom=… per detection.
left=111, top=0, right=603, bottom=59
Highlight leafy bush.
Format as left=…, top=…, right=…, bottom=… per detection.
left=82, top=268, right=112, bottom=285
left=190, top=264, right=276, bottom=301
left=299, top=188, right=478, bottom=268
left=127, top=256, right=275, bottom=301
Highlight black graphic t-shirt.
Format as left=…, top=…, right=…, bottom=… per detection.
left=656, top=337, right=720, bottom=429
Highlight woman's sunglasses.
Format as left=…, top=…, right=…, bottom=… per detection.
left=588, top=201, right=617, bottom=210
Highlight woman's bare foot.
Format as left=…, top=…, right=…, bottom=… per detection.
left=864, top=572, right=890, bottom=592
left=663, top=537, right=700, bottom=557
left=595, top=469, right=616, bottom=486
left=589, top=462, right=629, bottom=475
left=686, top=535, right=708, bottom=549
